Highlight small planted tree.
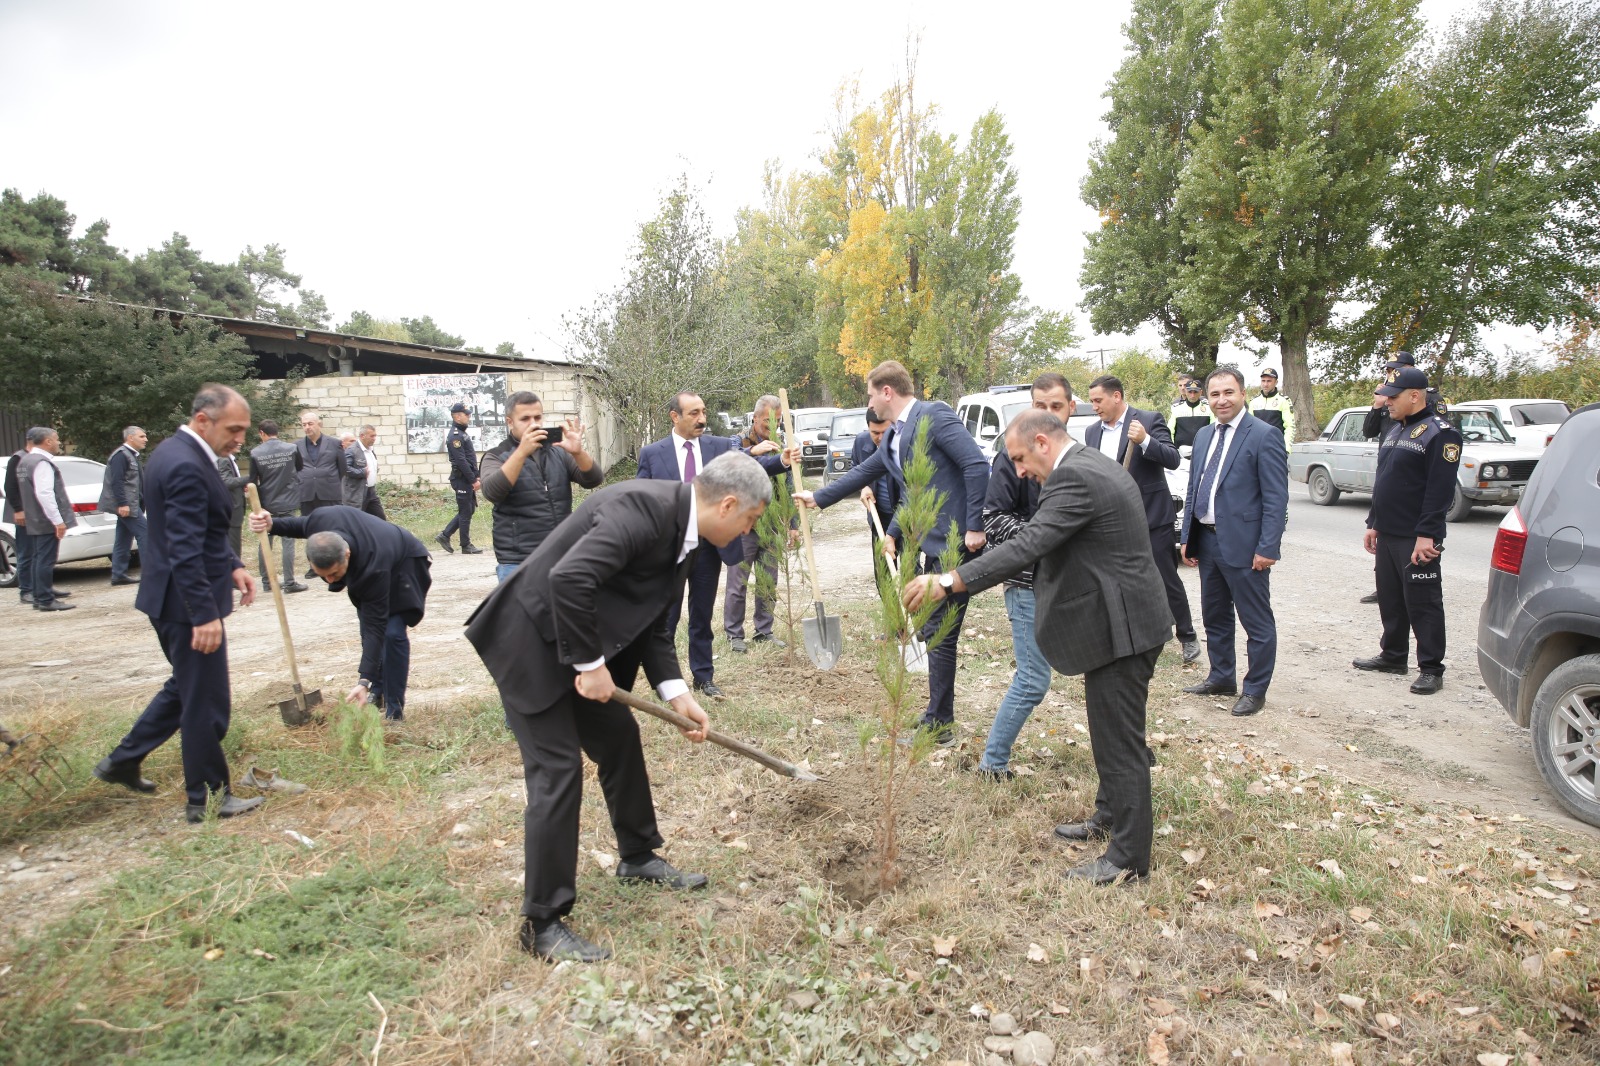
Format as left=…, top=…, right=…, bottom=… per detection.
left=864, top=421, right=961, bottom=891
left=750, top=408, right=807, bottom=663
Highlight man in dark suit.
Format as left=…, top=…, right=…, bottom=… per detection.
left=1179, top=367, right=1289, bottom=718
left=99, top=425, right=147, bottom=586
left=905, top=410, right=1172, bottom=883
left=853, top=410, right=896, bottom=568
left=94, top=384, right=264, bottom=823
left=636, top=391, right=796, bottom=697
left=216, top=454, right=249, bottom=559
left=798, top=360, right=990, bottom=742
left=1084, top=375, right=1200, bottom=664
left=249, top=504, right=432, bottom=722
left=465, top=451, right=773, bottom=962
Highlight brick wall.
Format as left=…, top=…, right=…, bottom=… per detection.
left=288, top=368, right=632, bottom=489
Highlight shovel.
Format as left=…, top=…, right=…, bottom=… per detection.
left=866, top=506, right=929, bottom=673
left=611, top=690, right=819, bottom=781
left=779, top=388, right=842, bottom=671
left=246, top=484, right=322, bottom=727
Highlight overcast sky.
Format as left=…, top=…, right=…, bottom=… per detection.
left=3, top=0, right=1513, bottom=373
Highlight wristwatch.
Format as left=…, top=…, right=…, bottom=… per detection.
left=938, top=573, right=955, bottom=592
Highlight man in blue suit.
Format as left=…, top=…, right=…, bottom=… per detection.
left=852, top=410, right=896, bottom=567
left=636, top=391, right=797, bottom=696
left=94, top=384, right=265, bottom=822
left=1178, top=367, right=1288, bottom=718
left=797, top=360, right=991, bottom=742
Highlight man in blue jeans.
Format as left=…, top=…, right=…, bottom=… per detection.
left=99, top=426, right=148, bottom=586
left=975, top=373, right=1076, bottom=778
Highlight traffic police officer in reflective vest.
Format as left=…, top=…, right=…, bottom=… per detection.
left=1352, top=367, right=1462, bottom=696
left=436, top=402, right=484, bottom=555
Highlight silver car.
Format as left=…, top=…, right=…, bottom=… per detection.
left=1291, top=406, right=1543, bottom=521
left=1477, top=401, right=1600, bottom=827
left=1, top=455, right=120, bottom=587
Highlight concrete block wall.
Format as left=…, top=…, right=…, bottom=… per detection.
left=289, top=368, right=633, bottom=490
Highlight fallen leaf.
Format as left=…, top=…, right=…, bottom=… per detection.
left=932, top=936, right=957, bottom=958
left=1315, top=935, right=1344, bottom=960
left=1312, top=1001, right=1334, bottom=1027
left=1329, top=1043, right=1355, bottom=1066
left=1317, top=859, right=1346, bottom=880
left=1181, top=848, right=1206, bottom=865
left=203, top=948, right=224, bottom=961
left=968, top=1003, right=990, bottom=1019
left=1254, top=900, right=1285, bottom=919
left=1145, top=997, right=1177, bottom=1017
left=1476, top=1055, right=1511, bottom=1066
left=1048, top=1001, right=1070, bottom=1016
left=1521, top=954, right=1543, bottom=979
left=1456, top=1006, right=1481, bottom=1017
left=1375, top=1012, right=1402, bottom=1031
left=1267, top=988, right=1288, bottom=1004
left=490, top=838, right=508, bottom=849
left=1349, top=906, right=1373, bottom=923
left=250, top=948, right=277, bottom=961
left=1338, top=993, right=1367, bottom=1012
left=1026, top=943, right=1047, bottom=963
left=1147, top=1030, right=1170, bottom=1064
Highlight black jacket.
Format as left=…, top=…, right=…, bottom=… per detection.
left=1082, top=408, right=1181, bottom=531
left=135, top=432, right=245, bottom=626
left=250, top=438, right=303, bottom=514
left=982, top=451, right=1041, bottom=589
left=480, top=436, right=604, bottom=566
left=465, top=480, right=690, bottom=716
left=271, top=506, right=432, bottom=682
left=295, top=434, right=346, bottom=505
left=446, top=424, right=479, bottom=487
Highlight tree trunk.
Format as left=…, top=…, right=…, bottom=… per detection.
left=1279, top=325, right=1319, bottom=441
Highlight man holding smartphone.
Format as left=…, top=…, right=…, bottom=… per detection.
left=480, top=391, right=602, bottom=584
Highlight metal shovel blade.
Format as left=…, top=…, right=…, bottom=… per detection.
left=278, top=685, right=323, bottom=728
left=802, top=601, right=843, bottom=671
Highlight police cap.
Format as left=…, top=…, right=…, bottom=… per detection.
left=450, top=402, right=469, bottom=414
left=1376, top=367, right=1429, bottom=396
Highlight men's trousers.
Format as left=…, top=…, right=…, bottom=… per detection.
left=979, top=585, right=1053, bottom=771
left=26, top=532, right=60, bottom=607
left=361, top=486, right=387, bottom=521
left=368, top=612, right=412, bottom=718
left=1374, top=532, right=1446, bottom=675
left=723, top=529, right=775, bottom=640
left=503, top=649, right=664, bottom=922
left=106, top=618, right=233, bottom=805
left=668, top=545, right=722, bottom=685
left=1191, top=524, right=1276, bottom=698
left=1082, top=644, right=1161, bottom=873
left=14, top=527, right=37, bottom=598
left=111, top=513, right=146, bottom=581
left=917, top=548, right=972, bottom=727
left=264, top=511, right=299, bottom=583
left=1148, top=523, right=1196, bottom=644
left=441, top=484, right=477, bottom=547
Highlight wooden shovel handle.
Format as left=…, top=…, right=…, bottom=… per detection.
left=245, top=484, right=305, bottom=692
left=779, top=389, right=824, bottom=595
left=610, top=689, right=809, bottom=780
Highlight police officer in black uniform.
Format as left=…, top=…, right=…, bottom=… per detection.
left=1352, top=367, right=1461, bottom=695
left=436, top=402, right=484, bottom=555
left=1358, top=351, right=1447, bottom=603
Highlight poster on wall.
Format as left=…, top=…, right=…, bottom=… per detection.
left=403, top=373, right=509, bottom=454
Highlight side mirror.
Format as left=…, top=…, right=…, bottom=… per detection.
left=817, top=431, right=830, bottom=441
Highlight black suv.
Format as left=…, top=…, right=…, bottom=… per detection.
left=1478, top=402, right=1600, bottom=827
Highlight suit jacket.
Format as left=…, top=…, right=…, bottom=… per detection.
left=851, top=429, right=897, bottom=519
left=340, top=442, right=369, bottom=508
left=958, top=444, right=1172, bottom=675
left=135, top=431, right=245, bottom=626
left=272, top=506, right=432, bottom=682
left=295, top=434, right=346, bottom=504
left=813, top=400, right=989, bottom=558
left=465, top=480, right=692, bottom=716
left=1179, top=411, right=1289, bottom=568
left=636, top=433, right=786, bottom=565
left=1082, top=408, right=1181, bottom=531
left=216, top=456, right=248, bottom=519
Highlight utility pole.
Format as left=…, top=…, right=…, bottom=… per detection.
left=1087, top=348, right=1112, bottom=369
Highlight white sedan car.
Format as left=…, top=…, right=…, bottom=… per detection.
left=1450, top=398, right=1571, bottom=451
left=1, top=455, right=120, bottom=587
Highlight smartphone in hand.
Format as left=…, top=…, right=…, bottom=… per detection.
left=542, top=425, right=564, bottom=445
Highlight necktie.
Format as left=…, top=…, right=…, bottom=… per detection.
left=682, top=440, right=696, bottom=483
left=1194, top=423, right=1230, bottom=523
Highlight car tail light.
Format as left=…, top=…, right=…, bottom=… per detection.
left=71, top=502, right=99, bottom=514
left=1491, top=507, right=1528, bottom=575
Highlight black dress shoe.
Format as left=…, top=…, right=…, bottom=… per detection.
left=1359, top=590, right=1380, bottom=604
left=93, top=756, right=157, bottom=794
left=1180, top=640, right=1203, bottom=664
left=33, top=601, right=76, bottom=612
left=19, top=593, right=33, bottom=605
left=693, top=680, right=724, bottom=698
left=282, top=582, right=309, bottom=594
left=110, top=575, right=139, bottom=586
left=433, top=532, right=454, bottom=554
left=616, top=855, right=709, bottom=889
left=461, top=544, right=485, bottom=555
left=1410, top=673, right=1443, bottom=695
left=1182, top=680, right=1237, bottom=696
left=1064, top=856, right=1147, bottom=885
left=1352, top=655, right=1408, bottom=674
left=50, top=589, right=72, bottom=598
left=752, top=633, right=786, bottom=648
left=184, top=793, right=265, bottom=823
left=1054, top=820, right=1111, bottom=842
left=521, top=918, right=611, bottom=962
left=1231, top=694, right=1266, bottom=717
left=305, top=568, right=319, bottom=579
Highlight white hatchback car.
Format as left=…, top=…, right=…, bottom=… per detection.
left=1450, top=399, right=1571, bottom=451
left=1, top=455, right=120, bottom=588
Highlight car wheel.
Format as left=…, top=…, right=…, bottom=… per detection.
left=1445, top=485, right=1474, bottom=522
left=1307, top=467, right=1340, bottom=506
left=0, top=531, right=15, bottom=589
left=1529, top=655, right=1600, bottom=828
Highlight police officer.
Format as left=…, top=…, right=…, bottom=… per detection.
left=1352, top=367, right=1461, bottom=696
left=1249, top=368, right=1295, bottom=447
left=1358, top=351, right=1447, bottom=603
left=1169, top=376, right=1213, bottom=450
left=435, top=402, right=484, bottom=555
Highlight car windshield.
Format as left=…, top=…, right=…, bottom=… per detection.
left=1511, top=402, right=1570, bottom=427
left=830, top=411, right=866, bottom=441
left=1000, top=401, right=1031, bottom=429
left=795, top=413, right=833, bottom=432
left=58, top=461, right=107, bottom=488
left=1451, top=409, right=1515, bottom=444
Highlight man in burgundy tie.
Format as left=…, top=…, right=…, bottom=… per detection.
left=636, top=391, right=797, bottom=696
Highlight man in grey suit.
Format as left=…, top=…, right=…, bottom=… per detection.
left=906, top=410, right=1172, bottom=884
left=339, top=430, right=368, bottom=509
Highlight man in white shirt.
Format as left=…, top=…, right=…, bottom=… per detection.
left=16, top=427, right=77, bottom=612
left=358, top=425, right=385, bottom=519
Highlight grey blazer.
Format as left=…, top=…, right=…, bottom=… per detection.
left=340, top=441, right=368, bottom=508
left=957, top=443, right=1172, bottom=675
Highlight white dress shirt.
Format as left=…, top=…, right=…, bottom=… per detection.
left=1199, top=409, right=1245, bottom=526
left=1097, top=411, right=1153, bottom=460
left=179, top=423, right=221, bottom=463
left=362, top=444, right=378, bottom=486
left=671, top=430, right=703, bottom=482
left=573, top=488, right=696, bottom=703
